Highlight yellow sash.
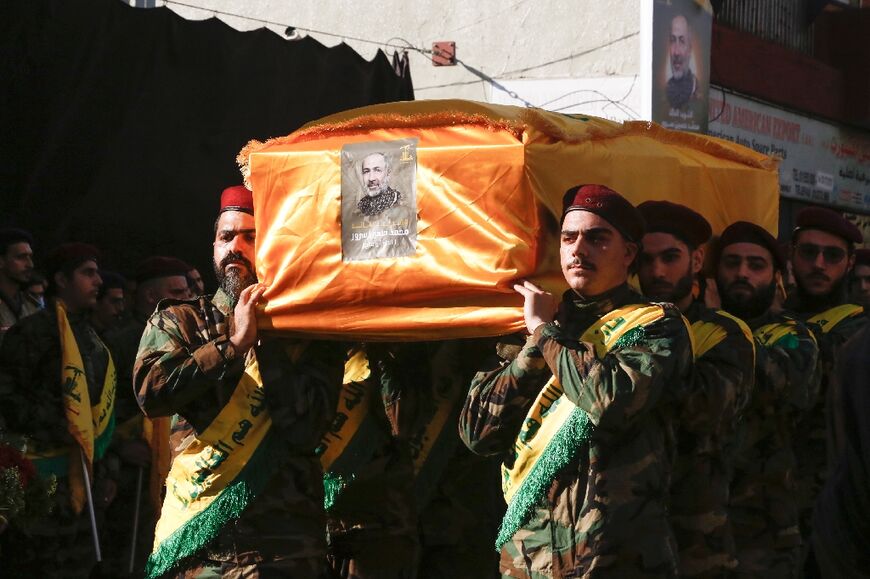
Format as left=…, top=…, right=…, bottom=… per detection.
left=692, top=309, right=753, bottom=359
left=147, top=353, right=271, bottom=579
left=411, top=358, right=463, bottom=475
left=808, top=304, right=864, bottom=334
left=319, top=349, right=373, bottom=472
left=501, top=304, right=667, bottom=503
left=46, top=301, right=116, bottom=514
left=755, top=317, right=803, bottom=348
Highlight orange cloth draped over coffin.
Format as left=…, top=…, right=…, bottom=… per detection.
left=239, top=100, right=779, bottom=340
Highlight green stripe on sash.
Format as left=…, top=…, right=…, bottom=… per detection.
left=144, top=430, right=280, bottom=579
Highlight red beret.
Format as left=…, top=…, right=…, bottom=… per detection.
left=718, top=221, right=786, bottom=271
left=637, top=200, right=712, bottom=247
left=855, top=248, right=870, bottom=267
left=794, top=206, right=862, bottom=244
left=561, top=184, right=645, bottom=242
left=135, top=256, right=191, bottom=284
left=43, top=242, right=100, bottom=276
left=220, top=185, right=254, bottom=215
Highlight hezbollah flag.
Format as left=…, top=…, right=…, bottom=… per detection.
left=239, top=100, right=778, bottom=340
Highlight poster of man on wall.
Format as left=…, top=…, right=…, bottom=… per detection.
left=341, top=138, right=418, bottom=261
left=651, top=0, right=712, bottom=133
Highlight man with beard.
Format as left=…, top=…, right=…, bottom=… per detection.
left=666, top=14, right=700, bottom=112
left=105, top=256, right=191, bottom=466
left=461, top=185, right=693, bottom=578
left=0, top=228, right=40, bottom=345
left=714, top=221, right=819, bottom=578
left=357, top=153, right=411, bottom=224
left=102, top=259, right=188, bottom=576
left=0, top=243, right=119, bottom=578
left=783, top=208, right=866, bottom=556
left=134, top=185, right=343, bottom=578
left=637, top=201, right=755, bottom=578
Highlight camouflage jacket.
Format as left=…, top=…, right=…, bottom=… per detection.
left=0, top=303, right=118, bottom=514
left=324, top=343, right=419, bottom=568
left=0, top=288, right=41, bottom=347
left=729, top=309, right=819, bottom=562
left=134, top=289, right=344, bottom=562
left=460, top=284, right=693, bottom=579
left=787, top=297, right=866, bottom=528
left=326, top=339, right=498, bottom=574
left=669, top=302, right=755, bottom=577
left=811, top=326, right=870, bottom=576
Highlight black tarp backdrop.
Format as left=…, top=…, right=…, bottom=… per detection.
left=1, top=0, right=414, bottom=286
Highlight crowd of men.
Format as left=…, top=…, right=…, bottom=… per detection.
left=0, top=182, right=868, bottom=579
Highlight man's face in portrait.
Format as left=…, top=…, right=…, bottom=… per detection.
left=362, top=153, right=389, bottom=197
left=670, top=15, right=692, bottom=80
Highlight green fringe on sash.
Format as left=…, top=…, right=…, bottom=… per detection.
left=323, top=471, right=355, bottom=512
left=144, top=431, right=279, bottom=579
left=494, top=325, right=644, bottom=551
left=494, top=407, right=592, bottom=551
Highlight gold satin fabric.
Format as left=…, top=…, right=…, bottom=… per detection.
left=241, top=100, right=779, bottom=340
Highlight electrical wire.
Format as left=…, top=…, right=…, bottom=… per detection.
left=162, top=0, right=435, bottom=53
left=159, top=0, right=636, bottom=115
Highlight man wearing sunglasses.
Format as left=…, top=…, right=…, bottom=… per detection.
left=785, top=207, right=867, bottom=563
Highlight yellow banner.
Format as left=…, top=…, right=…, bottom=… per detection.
left=152, top=355, right=269, bottom=548
left=56, top=300, right=116, bottom=513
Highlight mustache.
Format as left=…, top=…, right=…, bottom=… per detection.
left=806, top=271, right=831, bottom=282
left=568, top=257, right=596, bottom=270
left=220, top=251, right=253, bottom=272
left=726, top=280, right=755, bottom=292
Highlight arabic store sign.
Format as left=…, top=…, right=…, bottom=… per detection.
left=708, top=89, right=870, bottom=213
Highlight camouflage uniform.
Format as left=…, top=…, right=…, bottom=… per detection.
left=461, top=284, right=693, bottom=579
left=729, top=310, right=819, bottom=578
left=134, top=289, right=344, bottom=578
left=785, top=296, right=866, bottom=546
left=324, top=344, right=419, bottom=579
left=811, top=326, right=870, bottom=577
left=669, top=302, right=755, bottom=577
left=0, top=289, right=41, bottom=346
left=103, top=316, right=154, bottom=578
left=0, top=305, right=118, bottom=578
left=412, top=340, right=503, bottom=579
left=416, top=443, right=503, bottom=579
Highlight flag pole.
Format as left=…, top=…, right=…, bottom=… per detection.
left=128, top=466, right=144, bottom=573
left=79, top=449, right=102, bottom=562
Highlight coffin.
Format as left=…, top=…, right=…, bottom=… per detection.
left=239, top=100, right=779, bottom=340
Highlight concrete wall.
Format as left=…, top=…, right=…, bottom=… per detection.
left=161, top=0, right=642, bottom=118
